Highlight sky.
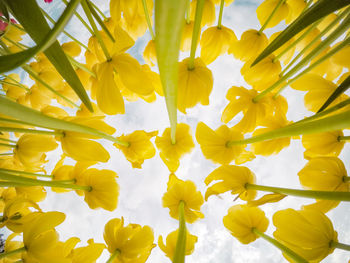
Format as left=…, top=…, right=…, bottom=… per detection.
left=2, top=0, right=350, bottom=262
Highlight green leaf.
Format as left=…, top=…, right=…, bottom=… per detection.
left=0, top=0, right=79, bottom=73
left=318, top=75, right=350, bottom=113
left=0, top=2, right=9, bottom=21
left=4, top=0, right=93, bottom=111
left=155, top=0, right=187, bottom=143
left=252, top=0, right=350, bottom=66
left=0, top=96, right=129, bottom=146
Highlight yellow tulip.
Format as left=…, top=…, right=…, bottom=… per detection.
left=41, top=105, right=69, bottom=118
left=195, top=122, right=245, bottom=165
left=190, top=0, right=216, bottom=27
left=1, top=233, right=24, bottom=263
left=71, top=240, right=105, bottom=263
left=178, top=58, right=213, bottom=113
left=155, top=123, right=195, bottom=172
left=257, top=0, right=290, bottom=29
left=62, top=41, right=81, bottom=57
left=181, top=21, right=194, bottom=52
left=273, top=209, right=338, bottom=262
left=143, top=39, right=157, bottom=67
left=158, top=230, right=198, bottom=260
left=0, top=187, right=16, bottom=212
left=271, top=31, right=296, bottom=65
left=27, top=84, right=53, bottom=110
left=285, top=0, right=307, bottom=24
left=331, top=44, right=350, bottom=69
left=205, top=165, right=257, bottom=201
left=200, top=26, right=237, bottom=64
left=114, top=130, right=157, bottom=168
left=104, top=217, right=155, bottom=262
left=223, top=204, right=269, bottom=244
left=162, top=174, right=204, bottom=223
left=15, top=186, right=47, bottom=203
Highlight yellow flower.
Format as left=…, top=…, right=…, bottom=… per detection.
left=15, top=186, right=47, bottom=203
left=285, top=0, right=306, bottom=23
left=158, top=230, right=198, bottom=260
left=162, top=174, right=204, bottom=223
left=223, top=204, right=269, bottom=244
left=251, top=116, right=291, bottom=156
left=271, top=31, right=296, bottom=65
left=14, top=134, right=58, bottom=170
left=190, top=0, right=216, bottom=27
left=195, top=122, right=246, bottom=165
left=26, top=84, right=53, bottom=110
left=103, top=217, right=155, bottom=263
left=181, top=21, right=194, bottom=52
left=52, top=160, right=75, bottom=193
left=178, top=58, right=213, bottom=113
left=41, top=105, right=69, bottom=118
left=295, top=28, right=321, bottom=53
left=62, top=41, right=81, bottom=57
left=155, top=123, right=195, bottom=172
left=2, top=74, right=27, bottom=100
left=229, top=29, right=268, bottom=61
left=200, top=26, right=237, bottom=64
left=80, top=168, right=119, bottom=211
left=298, top=157, right=349, bottom=213
left=273, top=209, right=338, bottom=262
left=302, top=130, right=345, bottom=159
left=71, top=240, right=105, bottom=263
left=0, top=187, right=16, bottom=212
left=205, top=165, right=257, bottom=201
left=221, top=86, right=272, bottom=132
left=257, top=0, right=290, bottom=29
left=76, top=102, right=104, bottom=117
left=241, top=55, right=282, bottom=91
left=1, top=233, right=24, bottom=263
left=143, top=39, right=157, bottom=67
left=331, top=45, right=350, bottom=69
left=0, top=133, right=11, bottom=154
left=114, top=130, right=157, bottom=168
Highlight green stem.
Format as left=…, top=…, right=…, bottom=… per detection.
left=217, top=0, right=225, bottom=29
left=188, top=0, right=205, bottom=70
left=41, top=8, right=91, bottom=51
left=258, top=0, right=285, bottom=34
left=0, top=137, right=16, bottom=144
left=253, top=229, right=308, bottom=263
left=106, top=249, right=121, bottom=263
left=1, top=74, right=30, bottom=91
left=0, top=127, right=63, bottom=136
left=186, top=0, right=191, bottom=24
left=0, top=168, right=53, bottom=178
left=2, top=35, right=25, bottom=50
left=0, top=153, right=13, bottom=156
left=0, top=247, right=26, bottom=259
left=0, top=116, right=35, bottom=126
left=173, top=201, right=187, bottom=263
left=0, top=142, right=16, bottom=148
left=338, top=135, right=350, bottom=141
left=0, top=80, right=28, bottom=91
left=343, top=176, right=350, bottom=182
left=67, top=55, right=96, bottom=77
left=246, top=183, right=350, bottom=201
left=62, top=0, right=94, bottom=35
left=81, top=0, right=111, bottom=61
left=0, top=172, right=92, bottom=191
left=89, top=1, right=107, bottom=20
left=142, top=0, right=155, bottom=40
left=331, top=241, right=350, bottom=251
left=254, top=12, right=350, bottom=102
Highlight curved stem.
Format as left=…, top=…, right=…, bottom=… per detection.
left=258, top=0, right=284, bottom=34
left=142, top=0, right=155, bottom=40
left=188, top=0, right=205, bottom=70
left=253, top=229, right=308, bottom=263
left=67, top=55, right=96, bottom=77
left=246, top=183, right=350, bottom=201
left=89, top=1, right=107, bottom=20
left=62, top=0, right=94, bottom=35
left=0, top=127, right=63, bottom=136
left=0, top=142, right=16, bottom=148
left=0, top=247, right=26, bottom=259
left=106, top=249, right=121, bottom=263
left=0, top=168, right=53, bottom=178
left=1, top=74, right=30, bottom=91
left=173, top=201, right=187, bottom=263
left=217, top=0, right=225, bottom=29
left=331, top=241, right=350, bottom=251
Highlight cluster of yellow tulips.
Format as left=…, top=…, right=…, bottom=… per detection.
left=0, top=0, right=349, bottom=262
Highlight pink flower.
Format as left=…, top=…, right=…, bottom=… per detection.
left=44, top=0, right=53, bottom=2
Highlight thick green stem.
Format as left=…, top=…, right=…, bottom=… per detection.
left=0, top=127, right=63, bottom=136
left=0, top=142, right=16, bottom=148
left=258, top=0, right=285, bottom=34
left=0, top=168, right=53, bottom=178
left=254, top=12, right=350, bottom=102
left=343, top=176, right=350, bottom=182
left=188, top=0, right=205, bottom=70
left=62, top=0, right=94, bottom=35
left=253, top=229, right=308, bottom=263
left=0, top=172, right=92, bottom=191
left=81, top=0, right=111, bottom=61
left=173, top=201, right=187, bottom=263
left=246, top=183, right=350, bottom=201
left=338, top=135, right=350, bottom=141
left=89, top=1, right=107, bottom=20
left=142, top=0, right=155, bottom=40
left=67, top=55, right=96, bottom=77
left=0, top=247, right=26, bottom=259
left=331, top=241, right=350, bottom=251
left=217, top=0, right=225, bottom=29
left=106, top=249, right=121, bottom=263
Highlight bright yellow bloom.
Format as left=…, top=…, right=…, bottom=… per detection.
left=195, top=122, right=245, bottom=165
left=181, top=21, right=194, bottom=52
left=71, top=239, right=105, bottom=263
left=26, top=84, right=53, bottom=110
left=257, top=0, right=290, bottom=28
left=247, top=193, right=286, bottom=207
left=251, top=116, right=291, bottom=156
left=52, top=160, right=75, bottom=193
left=155, top=123, right=195, bottom=172
left=1, top=233, right=24, bottom=263
left=317, top=13, right=339, bottom=36
left=200, top=26, right=237, bottom=64
left=273, top=209, right=338, bottom=262
left=241, top=55, right=282, bottom=91
left=178, top=58, right=213, bottom=113
left=298, top=157, right=349, bottom=213
left=190, top=0, right=216, bottom=27
left=302, top=130, right=345, bottom=159
left=2, top=74, right=27, bottom=100
left=204, top=165, right=257, bottom=201
left=76, top=102, right=104, bottom=117
left=15, top=186, right=47, bottom=203
left=158, top=230, right=198, bottom=260
left=229, top=29, right=268, bottom=61
left=162, top=174, right=204, bottom=223
left=285, top=0, right=307, bottom=24
left=271, top=31, right=296, bottom=65
left=295, top=28, right=321, bottom=53
left=0, top=187, right=16, bottom=212
left=223, top=204, right=269, bottom=244
left=221, top=86, right=272, bottom=132
left=62, top=41, right=81, bottom=57
left=41, top=105, right=69, bottom=118
left=14, top=134, right=58, bottom=170
left=114, top=130, right=157, bottom=168
left=331, top=44, right=350, bottom=69
left=80, top=168, right=119, bottom=211
left=143, top=39, right=157, bottom=67
left=23, top=211, right=70, bottom=263
left=104, top=217, right=155, bottom=263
